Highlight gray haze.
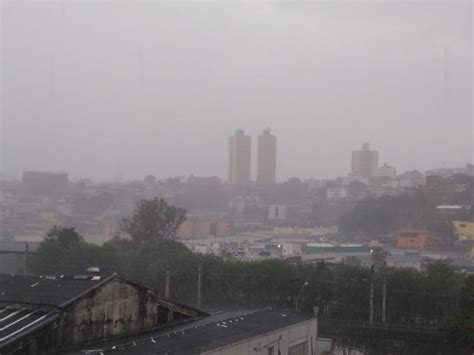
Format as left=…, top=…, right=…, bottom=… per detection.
left=1, top=1, right=472, bottom=181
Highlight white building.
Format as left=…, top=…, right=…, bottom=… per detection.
left=327, top=187, right=348, bottom=200
left=376, top=164, right=397, bottom=179
left=268, top=205, right=287, bottom=220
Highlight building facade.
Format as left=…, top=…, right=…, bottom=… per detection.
left=396, top=229, right=432, bottom=249
left=376, top=164, right=397, bottom=179
left=257, top=129, right=277, bottom=187
left=453, top=221, right=474, bottom=240
left=201, top=313, right=317, bottom=355
left=351, top=143, right=379, bottom=178
left=178, top=217, right=233, bottom=238
left=73, top=308, right=327, bottom=355
left=228, top=130, right=251, bottom=186
left=0, top=274, right=205, bottom=354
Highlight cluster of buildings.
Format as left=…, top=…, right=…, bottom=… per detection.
left=180, top=223, right=474, bottom=272
left=1, top=136, right=473, bottom=272
left=1, top=172, right=129, bottom=246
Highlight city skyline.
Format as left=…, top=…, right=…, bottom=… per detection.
left=3, top=144, right=472, bottom=183
left=1, top=2, right=474, bottom=351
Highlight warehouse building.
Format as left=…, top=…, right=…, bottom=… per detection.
left=0, top=273, right=205, bottom=354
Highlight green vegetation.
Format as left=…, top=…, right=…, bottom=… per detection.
left=31, top=228, right=470, bottom=327
left=338, top=174, right=474, bottom=241
left=338, top=192, right=457, bottom=242
left=339, top=193, right=433, bottom=238
left=446, top=275, right=474, bottom=350
left=122, top=197, right=186, bottom=243
left=29, top=198, right=474, bottom=349
left=31, top=226, right=102, bottom=275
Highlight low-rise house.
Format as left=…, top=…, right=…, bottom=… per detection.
left=396, top=229, right=432, bottom=250
left=453, top=220, right=474, bottom=241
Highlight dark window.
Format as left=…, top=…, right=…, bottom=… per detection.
left=289, top=341, right=307, bottom=355
left=157, top=305, right=169, bottom=324
left=268, top=346, right=274, bottom=355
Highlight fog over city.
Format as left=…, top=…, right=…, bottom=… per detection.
left=2, top=2, right=474, bottom=354
left=2, top=1, right=472, bottom=181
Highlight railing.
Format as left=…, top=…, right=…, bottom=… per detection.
left=318, top=318, right=441, bottom=341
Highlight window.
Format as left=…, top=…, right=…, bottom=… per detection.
left=157, top=305, right=170, bottom=324
left=460, top=224, right=466, bottom=228
left=268, top=346, right=274, bottom=355
left=289, top=341, right=307, bottom=355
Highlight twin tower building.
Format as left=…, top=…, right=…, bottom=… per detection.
left=228, top=129, right=276, bottom=187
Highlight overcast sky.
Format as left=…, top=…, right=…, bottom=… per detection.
left=1, top=1, right=472, bottom=182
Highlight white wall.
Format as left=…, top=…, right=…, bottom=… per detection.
left=202, top=318, right=322, bottom=355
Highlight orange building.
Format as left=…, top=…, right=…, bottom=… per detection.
left=178, top=220, right=193, bottom=237
left=215, top=221, right=232, bottom=236
left=196, top=220, right=211, bottom=236
left=178, top=217, right=233, bottom=238
left=396, top=229, right=432, bottom=249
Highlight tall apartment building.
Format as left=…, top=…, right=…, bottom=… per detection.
left=351, top=143, right=379, bottom=178
left=228, top=130, right=251, bottom=185
left=257, top=129, right=277, bottom=187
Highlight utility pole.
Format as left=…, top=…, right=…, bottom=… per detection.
left=369, top=265, right=374, bottom=324
left=290, top=278, right=300, bottom=310
left=382, top=266, right=387, bottom=323
left=247, top=275, right=251, bottom=308
left=197, top=262, right=202, bottom=308
left=165, top=267, right=170, bottom=299
left=24, top=244, right=29, bottom=275
left=295, top=281, right=309, bottom=313
left=335, top=267, right=339, bottom=312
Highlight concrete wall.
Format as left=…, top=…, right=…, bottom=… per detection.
left=0, top=252, right=25, bottom=274
left=202, top=318, right=318, bottom=355
left=59, top=278, right=159, bottom=346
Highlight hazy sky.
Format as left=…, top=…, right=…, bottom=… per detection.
left=1, top=1, right=472, bottom=181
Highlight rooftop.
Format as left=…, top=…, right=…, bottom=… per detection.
left=0, top=273, right=114, bottom=308
left=0, top=306, right=57, bottom=348
left=75, top=308, right=313, bottom=355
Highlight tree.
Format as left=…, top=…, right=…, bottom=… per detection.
left=122, top=198, right=186, bottom=243
left=446, top=275, right=474, bottom=351
left=30, top=226, right=99, bottom=275
left=44, top=225, right=83, bottom=247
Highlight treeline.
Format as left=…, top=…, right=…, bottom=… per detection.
left=339, top=191, right=454, bottom=241
left=338, top=174, right=474, bottom=241
left=28, top=197, right=474, bottom=350
left=30, top=228, right=473, bottom=346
